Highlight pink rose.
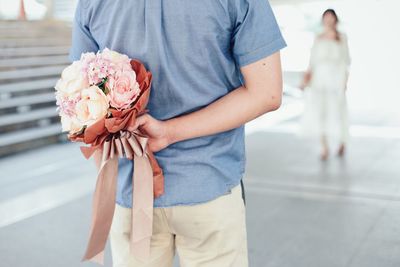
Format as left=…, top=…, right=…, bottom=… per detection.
left=106, top=70, right=141, bottom=110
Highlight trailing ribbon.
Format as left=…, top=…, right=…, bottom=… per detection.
left=67, top=59, right=163, bottom=265
left=80, top=130, right=160, bottom=265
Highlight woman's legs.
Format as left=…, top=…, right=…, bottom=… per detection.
left=321, top=135, right=329, bottom=160
left=337, top=91, right=348, bottom=157
left=337, top=142, right=346, bottom=157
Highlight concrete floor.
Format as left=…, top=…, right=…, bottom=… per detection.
left=245, top=130, right=400, bottom=267
left=0, top=105, right=399, bottom=267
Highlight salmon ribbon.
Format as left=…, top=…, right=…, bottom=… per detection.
left=79, top=130, right=162, bottom=265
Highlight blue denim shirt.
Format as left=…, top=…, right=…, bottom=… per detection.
left=69, top=0, right=286, bottom=207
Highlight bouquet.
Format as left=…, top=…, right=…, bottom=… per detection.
left=55, top=48, right=164, bottom=264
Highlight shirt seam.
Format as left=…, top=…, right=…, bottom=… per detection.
left=235, top=35, right=287, bottom=67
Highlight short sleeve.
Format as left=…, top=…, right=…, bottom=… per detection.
left=231, top=0, right=287, bottom=67
left=69, top=0, right=99, bottom=62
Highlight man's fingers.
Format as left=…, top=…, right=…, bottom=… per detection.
left=134, top=114, right=149, bottom=129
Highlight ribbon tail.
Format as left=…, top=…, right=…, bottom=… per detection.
left=80, top=145, right=98, bottom=159
left=146, top=150, right=164, bottom=198
left=131, top=154, right=154, bottom=262
left=87, top=251, right=105, bottom=265
left=81, top=157, right=119, bottom=265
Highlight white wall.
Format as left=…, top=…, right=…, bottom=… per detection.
left=0, top=0, right=46, bottom=20
left=0, top=0, right=77, bottom=21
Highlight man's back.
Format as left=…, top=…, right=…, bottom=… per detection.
left=70, top=0, right=286, bottom=265
left=70, top=0, right=285, bottom=208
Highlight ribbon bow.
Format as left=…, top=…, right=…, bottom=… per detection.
left=80, top=130, right=161, bottom=264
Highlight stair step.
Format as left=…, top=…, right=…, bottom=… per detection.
left=0, top=107, right=59, bottom=127
left=0, top=92, right=55, bottom=109
left=0, top=21, right=72, bottom=156
left=0, top=123, right=62, bottom=147
left=0, top=46, right=70, bottom=58
left=0, top=21, right=70, bottom=30
left=0, top=27, right=70, bottom=33
left=0, top=55, right=70, bottom=69
left=0, top=66, right=66, bottom=81
left=0, top=78, right=58, bottom=94
left=0, top=29, right=71, bottom=39
left=0, top=38, right=71, bottom=48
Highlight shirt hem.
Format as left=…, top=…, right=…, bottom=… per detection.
left=115, top=178, right=244, bottom=208
left=156, top=180, right=243, bottom=208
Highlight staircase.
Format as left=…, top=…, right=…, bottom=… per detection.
left=0, top=20, right=71, bottom=157
left=53, top=0, right=78, bottom=21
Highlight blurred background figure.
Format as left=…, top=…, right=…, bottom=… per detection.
left=300, top=9, right=351, bottom=160
left=0, top=0, right=75, bottom=21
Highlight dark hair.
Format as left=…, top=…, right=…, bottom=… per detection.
left=322, top=9, right=340, bottom=41
left=323, top=9, right=339, bottom=23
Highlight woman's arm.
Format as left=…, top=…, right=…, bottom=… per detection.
left=342, top=33, right=351, bottom=90
left=300, top=70, right=312, bottom=90
left=300, top=39, right=318, bottom=90
left=134, top=51, right=283, bottom=152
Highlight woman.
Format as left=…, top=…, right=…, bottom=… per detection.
left=300, top=9, right=351, bottom=160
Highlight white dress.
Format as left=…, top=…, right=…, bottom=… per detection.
left=300, top=34, right=351, bottom=144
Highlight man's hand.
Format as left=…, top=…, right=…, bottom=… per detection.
left=134, top=114, right=171, bottom=153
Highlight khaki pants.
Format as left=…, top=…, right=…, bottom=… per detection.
left=110, top=184, right=249, bottom=267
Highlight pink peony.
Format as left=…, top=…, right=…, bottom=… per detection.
left=55, top=92, right=81, bottom=118
left=106, top=69, right=141, bottom=110
left=80, top=48, right=132, bottom=86
left=55, top=92, right=83, bottom=133
left=81, top=52, right=114, bottom=85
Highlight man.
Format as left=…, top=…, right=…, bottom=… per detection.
left=70, top=0, right=286, bottom=266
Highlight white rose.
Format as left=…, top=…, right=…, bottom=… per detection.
left=61, top=115, right=84, bottom=133
left=55, top=61, right=89, bottom=96
left=101, top=48, right=131, bottom=67
left=75, top=86, right=109, bottom=127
